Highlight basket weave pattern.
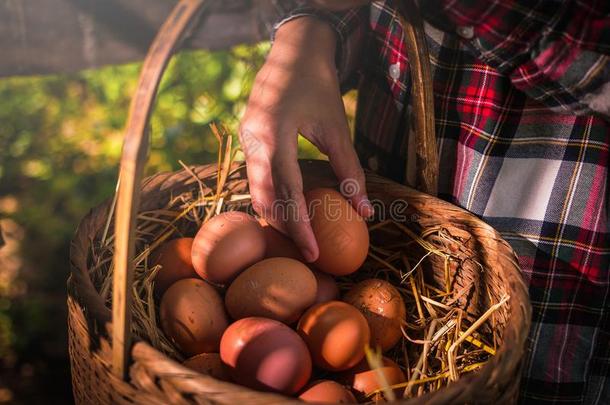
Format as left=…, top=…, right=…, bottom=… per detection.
left=68, top=162, right=531, bottom=404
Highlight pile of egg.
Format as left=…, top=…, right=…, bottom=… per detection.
left=152, top=188, right=407, bottom=402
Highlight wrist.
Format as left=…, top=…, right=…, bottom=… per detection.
left=271, top=17, right=338, bottom=75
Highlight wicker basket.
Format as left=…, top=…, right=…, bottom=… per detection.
left=67, top=0, right=532, bottom=403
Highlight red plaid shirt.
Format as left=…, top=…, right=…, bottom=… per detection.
left=275, top=1, right=610, bottom=403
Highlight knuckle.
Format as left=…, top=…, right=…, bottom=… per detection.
left=250, top=194, right=271, bottom=217
left=274, top=182, right=301, bottom=202
left=239, top=127, right=264, bottom=158
left=354, top=166, right=366, bottom=184
left=273, top=183, right=306, bottom=222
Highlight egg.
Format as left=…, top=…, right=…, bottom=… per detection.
left=220, top=317, right=312, bottom=394
left=340, top=357, right=405, bottom=399
left=150, top=237, right=198, bottom=295
left=297, top=301, right=370, bottom=371
left=225, top=258, right=317, bottom=324
left=343, top=279, right=406, bottom=351
left=312, top=270, right=340, bottom=305
left=182, top=353, right=231, bottom=381
left=192, top=211, right=266, bottom=284
left=160, top=278, right=228, bottom=356
left=299, top=380, right=356, bottom=403
left=305, top=188, right=369, bottom=276
left=258, top=218, right=305, bottom=260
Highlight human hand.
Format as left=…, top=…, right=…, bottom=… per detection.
left=239, top=17, right=373, bottom=262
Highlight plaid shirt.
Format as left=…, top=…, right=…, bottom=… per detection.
left=275, top=1, right=610, bottom=404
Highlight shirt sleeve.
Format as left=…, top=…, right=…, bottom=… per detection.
left=425, top=0, right=610, bottom=118
left=271, top=2, right=369, bottom=91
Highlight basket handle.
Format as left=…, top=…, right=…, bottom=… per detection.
left=111, top=0, right=438, bottom=381
left=112, top=0, right=208, bottom=379
left=399, top=0, right=438, bottom=195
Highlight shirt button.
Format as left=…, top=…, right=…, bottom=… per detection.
left=456, top=25, right=474, bottom=39
left=389, top=62, right=401, bottom=80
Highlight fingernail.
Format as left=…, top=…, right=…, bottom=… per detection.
left=302, top=246, right=318, bottom=263
left=359, top=197, right=375, bottom=218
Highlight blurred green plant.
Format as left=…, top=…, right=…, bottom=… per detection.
left=0, top=42, right=325, bottom=399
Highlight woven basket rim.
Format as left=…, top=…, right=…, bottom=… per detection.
left=68, top=159, right=532, bottom=404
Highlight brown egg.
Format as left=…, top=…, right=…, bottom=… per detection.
left=297, top=301, right=370, bottom=371
left=225, top=258, right=317, bottom=324
left=150, top=237, right=198, bottom=296
left=220, top=317, right=312, bottom=394
left=313, top=270, right=340, bottom=305
left=160, top=278, right=229, bottom=356
left=258, top=218, right=305, bottom=260
left=340, top=357, right=405, bottom=399
left=299, top=380, right=356, bottom=403
left=343, top=279, right=406, bottom=351
left=305, top=188, right=369, bottom=276
left=182, top=353, right=231, bottom=381
left=192, top=211, right=266, bottom=284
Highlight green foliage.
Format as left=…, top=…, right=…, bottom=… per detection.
left=0, top=43, right=324, bottom=368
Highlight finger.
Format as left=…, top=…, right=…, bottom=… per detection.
left=245, top=153, right=276, bottom=219
left=270, top=143, right=319, bottom=263
left=239, top=127, right=276, bottom=220
left=324, top=121, right=374, bottom=218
